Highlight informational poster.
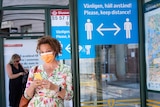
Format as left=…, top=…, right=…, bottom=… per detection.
left=4, top=39, right=43, bottom=107
left=144, top=0, right=160, bottom=91
left=51, top=9, right=71, bottom=60
left=77, top=0, right=138, bottom=58
left=4, top=38, right=72, bottom=107
left=77, top=0, right=138, bottom=45
left=51, top=9, right=95, bottom=59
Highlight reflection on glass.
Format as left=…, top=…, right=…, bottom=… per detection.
left=80, top=44, right=140, bottom=107
left=1, top=10, right=45, bottom=37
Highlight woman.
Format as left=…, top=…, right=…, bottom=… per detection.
left=24, top=36, right=73, bottom=107
left=6, top=54, right=28, bottom=107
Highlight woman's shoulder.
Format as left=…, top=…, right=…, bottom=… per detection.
left=6, top=63, right=11, bottom=66
left=18, top=63, right=24, bottom=68
left=59, top=62, right=70, bottom=68
left=58, top=63, right=71, bottom=73
left=30, top=65, right=43, bottom=72
left=31, top=65, right=43, bottom=69
left=6, top=63, right=12, bottom=68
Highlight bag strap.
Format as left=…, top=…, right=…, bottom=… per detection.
left=34, top=66, right=38, bottom=73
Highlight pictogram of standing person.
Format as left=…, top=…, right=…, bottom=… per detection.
left=85, top=19, right=93, bottom=40
left=124, top=18, right=132, bottom=39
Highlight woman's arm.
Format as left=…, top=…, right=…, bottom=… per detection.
left=57, top=67, right=73, bottom=100
left=41, top=72, right=72, bottom=99
left=25, top=80, right=41, bottom=99
left=56, top=86, right=66, bottom=99
left=20, top=63, right=29, bottom=73
left=24, top=66, right=41, bottom=99
left=42, top=81, right=66, bottom=99
left=6, top=64, right=23, bottom=79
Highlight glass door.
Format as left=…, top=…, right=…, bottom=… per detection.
left=79, top=44, right=140, bottom=107
left=75, top=0, right=141, bottom=106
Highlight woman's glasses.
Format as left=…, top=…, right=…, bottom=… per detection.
left=15, top=60, right=20, bottom=63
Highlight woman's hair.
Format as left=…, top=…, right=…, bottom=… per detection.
left=36, top=36, right=62, bottom=57
left=9, top=54, right=21, bottom=64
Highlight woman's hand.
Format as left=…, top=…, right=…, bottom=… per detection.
left=30, top=79, right=42, bottom=89
left=41, top=79, right=58, bottom=91
left=24, top=69, right=29, bottom=73
left=19, top=72, right=24, bottom=76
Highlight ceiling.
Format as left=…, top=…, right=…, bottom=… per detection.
left=1, top=0, right=69, bottom=23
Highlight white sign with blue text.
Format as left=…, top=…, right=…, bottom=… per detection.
left=51, top=9, right=71, bottom=60
left=51, top=9, right=95, bottom=59
left=77, top=0, right=138, bottom=45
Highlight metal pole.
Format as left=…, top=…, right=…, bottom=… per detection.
left=138, top=0, right=147, bottom=107
left=69, top=0, right=80, bottom=107
left=0, top=37, right=6, bottom=107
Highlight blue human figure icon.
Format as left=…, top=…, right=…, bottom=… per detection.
left=85, top=19, right=93, bottom=40
left=124, top=18, right=132, bottom=39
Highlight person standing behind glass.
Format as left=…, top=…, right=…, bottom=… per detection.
left=23, top=36, right=73, bottom=107
left=6, top=54, right=28, bottom=107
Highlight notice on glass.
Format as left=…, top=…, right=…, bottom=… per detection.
left=145, top=1, right=160, bottom=91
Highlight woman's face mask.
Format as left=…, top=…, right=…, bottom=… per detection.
left=40, top=52, right=54, bottom=63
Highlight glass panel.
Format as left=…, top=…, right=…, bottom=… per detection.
left=80, top=44, right=140, bottom=107
left=147, top=92, right=160, bottom=106
left=1, top=10, right=45, bottom=36
left=2, top=0, right=69, bottom=7
left=21, top=24, right=32, bottom=36
left=144, top=1, right=160, bottom=106
left=144, top=0, right=160, bottom=92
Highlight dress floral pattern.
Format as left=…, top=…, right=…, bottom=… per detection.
left=24, top=63, right=73, bottom=107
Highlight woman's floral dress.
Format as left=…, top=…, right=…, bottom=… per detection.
left=24, top=63, right=73, bottom=107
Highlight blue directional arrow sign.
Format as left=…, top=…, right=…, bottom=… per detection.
left=77, top=0, right=138, bottom=45
left=97, top=23, right=121, bottom=36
